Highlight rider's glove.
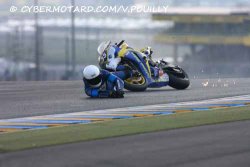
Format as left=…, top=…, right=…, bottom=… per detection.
left=110, top=91, right=124, bottom=98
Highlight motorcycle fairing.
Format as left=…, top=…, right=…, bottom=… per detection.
left=148, top=73, right=169, bottom=88
left=123, top=51, right=152, bottom=83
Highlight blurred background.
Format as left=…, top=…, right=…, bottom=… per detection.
left=0, top=0, right=250, bottom=81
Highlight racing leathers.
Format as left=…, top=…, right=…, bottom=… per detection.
left=83, top=69, right=128, bottom=98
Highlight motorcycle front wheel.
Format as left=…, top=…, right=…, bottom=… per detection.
left=163, top=65, right=190, bottom=90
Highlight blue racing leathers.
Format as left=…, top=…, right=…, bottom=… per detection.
left=83, top=69, right=126, bottom=98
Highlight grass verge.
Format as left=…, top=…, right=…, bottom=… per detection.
left=0, top=106, right=250, bottom=153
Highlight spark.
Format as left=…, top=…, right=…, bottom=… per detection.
left=202, top=80, right=209, bottom=87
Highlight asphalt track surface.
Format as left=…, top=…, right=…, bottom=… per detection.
left=0, top=78, right=250, bottom=119
left=0, top=120, right=250, bottom=167
left=0, top=78, right=250, bottom=167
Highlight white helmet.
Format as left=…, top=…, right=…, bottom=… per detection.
left=83, top=65, right=102, bottom=87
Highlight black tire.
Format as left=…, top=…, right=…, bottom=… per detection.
left=163, top=65, right=190, bottom=90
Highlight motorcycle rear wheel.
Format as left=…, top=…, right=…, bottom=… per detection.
left=124, top=74, right=148, bottom=91
left=123, top=60, right=148, bottom=92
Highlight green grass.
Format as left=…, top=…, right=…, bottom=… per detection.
left=0, top=106, right=250, bottom=153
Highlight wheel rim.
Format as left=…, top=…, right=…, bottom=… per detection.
left=125, top=76, right=146, bottom=85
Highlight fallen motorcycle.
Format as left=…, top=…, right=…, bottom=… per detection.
left=100, top=40, right=190, bottom=92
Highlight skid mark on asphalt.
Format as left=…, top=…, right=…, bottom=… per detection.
left=0, top=95, right=250, bottom=133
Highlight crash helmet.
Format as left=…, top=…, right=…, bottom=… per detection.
left=83, top=65, right=102, bottom=87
